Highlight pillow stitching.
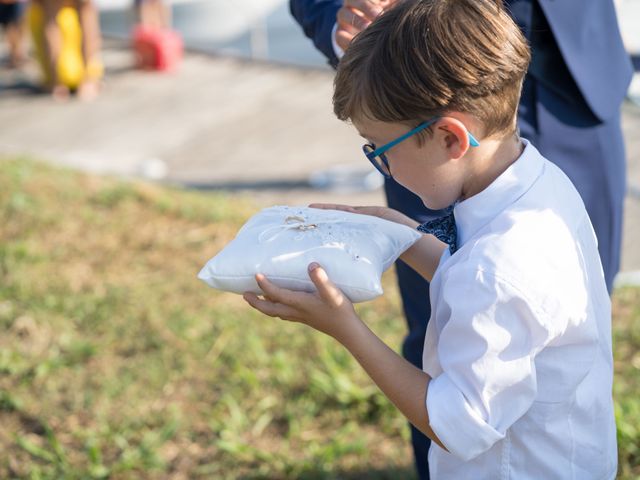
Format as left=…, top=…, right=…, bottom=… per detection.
left=202, top=273, right=381, bottom=295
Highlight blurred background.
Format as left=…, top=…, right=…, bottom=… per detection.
left=1, top=1, right=640, bottom=478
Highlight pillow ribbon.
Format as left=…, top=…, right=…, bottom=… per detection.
left=258, top=216, right=344, bottom=243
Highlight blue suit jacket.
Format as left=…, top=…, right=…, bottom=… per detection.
left=290, top=0, right=633, bottom=121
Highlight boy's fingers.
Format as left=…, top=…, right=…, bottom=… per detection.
left=308, top=203, right=381, bottom=219
left=308, top=263, right=344, bottom=307
left=243, top=293, right=299, bottom=320
left=255, top=274, right=302, bottom=308
left=255, top=273, right=285, bottom=302
left=309, top=203, right=356, bottom=213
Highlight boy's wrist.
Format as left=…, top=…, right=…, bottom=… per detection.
left=331, top=311, right=368, bottom=347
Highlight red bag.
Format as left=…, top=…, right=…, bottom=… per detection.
left=133, top=24, right=183, bottom=71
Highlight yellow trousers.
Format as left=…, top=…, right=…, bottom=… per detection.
left=28, top=3, right=102, bottom=89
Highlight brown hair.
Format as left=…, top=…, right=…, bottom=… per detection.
left=333, top=0, right=531, bottom=138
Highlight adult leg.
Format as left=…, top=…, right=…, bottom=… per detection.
left=77, top=0, right=102, bottom=99
left=4, top=2, right=27, bottom=67
left=41, top=0, right=63, bottom=90
left=384, top=178, right=450, bottom=480
left=137, top=0, right=171, bottom=28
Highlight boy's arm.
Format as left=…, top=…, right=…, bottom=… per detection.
left=400, top=234, right=448, bottom=282
left=338, top=311, right=446, bottom=450
left=243, top=265, right=446, bottom=450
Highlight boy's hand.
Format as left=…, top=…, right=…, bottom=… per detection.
left=243, top=263, right=360, bottom=342
left=309, top=203, right=419, bottom=229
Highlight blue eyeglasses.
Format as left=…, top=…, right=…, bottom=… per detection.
left=362, top=117, right=480, bottom=179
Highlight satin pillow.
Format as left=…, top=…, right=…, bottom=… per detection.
left=198, top=205, right=422, bottom=303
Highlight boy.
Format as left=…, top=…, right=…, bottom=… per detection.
left=244, top=0, right=618, bottom=478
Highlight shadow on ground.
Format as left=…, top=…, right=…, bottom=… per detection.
left=239, top=466, right=418, bottom=480
left=0, top=43, right=137, bottom=98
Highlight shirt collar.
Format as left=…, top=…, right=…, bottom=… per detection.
left=454, top=138, right=544, bottom=248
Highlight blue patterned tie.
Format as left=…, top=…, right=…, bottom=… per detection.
left=417, top=205, right=458, bottom=254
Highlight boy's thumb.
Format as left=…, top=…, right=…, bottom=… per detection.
left=308, top=263, right=344, bottom=306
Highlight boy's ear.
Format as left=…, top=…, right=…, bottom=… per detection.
left=437, top=117, right=472, bottom=160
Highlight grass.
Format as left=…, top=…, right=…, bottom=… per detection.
left=0, top=157, right=639, bottom=479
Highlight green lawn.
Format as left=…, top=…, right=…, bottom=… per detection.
left=1, top=158, right=639, bottom=479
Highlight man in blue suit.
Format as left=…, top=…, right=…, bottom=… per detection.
left=290, top=1, right=633, bottom=478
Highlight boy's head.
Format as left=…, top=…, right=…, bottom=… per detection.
left=333, top=0, right=530, bottom=138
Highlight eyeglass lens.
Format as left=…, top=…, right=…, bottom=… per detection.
left=363, top=144, right=391, bottom=177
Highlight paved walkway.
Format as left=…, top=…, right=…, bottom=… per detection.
left=1, top=40, right=639, bottom=281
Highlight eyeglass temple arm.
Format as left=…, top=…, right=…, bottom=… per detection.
left=371, top=118, right=480, bottom=156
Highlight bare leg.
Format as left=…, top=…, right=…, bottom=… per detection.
left=40, top=0, right=71, bottom=99
left=5, top=8, right=27, bottom=68
left=138, top=0, right=170, bottom=28
left=77, top=0, right=102, bottom=100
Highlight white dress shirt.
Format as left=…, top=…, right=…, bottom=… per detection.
left=331, top=23, right=345, bottom=60
left=423, top=140, right=617, bottom=479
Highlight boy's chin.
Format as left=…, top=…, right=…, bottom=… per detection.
left=421, top=192, right=463, bottom=211
left=421, top=198, right=448, bottom=211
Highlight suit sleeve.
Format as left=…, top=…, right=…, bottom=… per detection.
left=290, top=0, right=342, bottom=68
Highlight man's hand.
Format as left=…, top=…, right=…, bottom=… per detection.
left=243, top=263, right=361, bottom=343
left=336, top=0, right=398, bottom=51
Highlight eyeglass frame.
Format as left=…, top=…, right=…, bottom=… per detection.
left=362, top=117, right=481, bottom=179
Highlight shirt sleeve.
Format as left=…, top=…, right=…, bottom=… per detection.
left=426, top=265, right=555, bottom=461
left=289, top=0, right=342, bottom=67
left=331, top=23, right=345, bottom=60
